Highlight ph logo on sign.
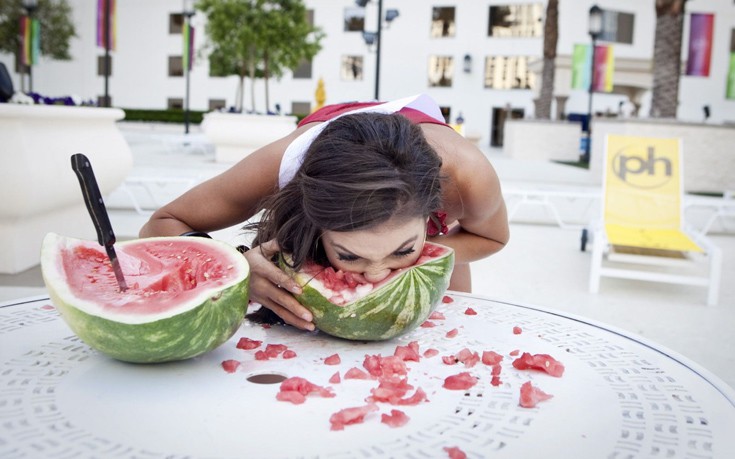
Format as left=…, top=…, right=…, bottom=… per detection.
left=611, top=145, right=673, bottom=189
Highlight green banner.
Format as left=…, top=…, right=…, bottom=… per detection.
left=727, top=53, right=735, bottom=99
left=571, top=44, right=590, bottom=90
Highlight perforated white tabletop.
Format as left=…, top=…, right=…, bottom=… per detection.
left=1, top=293, right=733, bottom=459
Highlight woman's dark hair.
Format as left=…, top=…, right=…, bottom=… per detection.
left=252, top=112, right=443, bottom=270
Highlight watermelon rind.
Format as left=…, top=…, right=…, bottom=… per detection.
left=41, top=233, right=250, bottom=363
left=282, top=242, right=454, bottom=341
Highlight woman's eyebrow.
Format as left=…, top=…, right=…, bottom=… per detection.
left=331, top=235, right=419, bottom=256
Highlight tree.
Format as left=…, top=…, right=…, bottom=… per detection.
left=535, top=0, right=558, bottom=119
left=0, top=0, right=76, bottom=66
left=197, top=0, right=324, bottom=113
left=649, top=0, right=687, bottom=118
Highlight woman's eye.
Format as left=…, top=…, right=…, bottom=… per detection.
left=337, top=253, right=360, bottom=262
left=394, top=248, right=416, bottom=258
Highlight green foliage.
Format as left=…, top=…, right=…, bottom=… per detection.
left=196, top=0, right=324, bottom=109
left=0, top=0, right=76, bottom=61
left=121, top=108, right=206, bottom=125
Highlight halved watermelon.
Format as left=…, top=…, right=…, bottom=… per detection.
left=41, top=233, right=250, bottom=363
left=282, top=242, right=454, bottom=340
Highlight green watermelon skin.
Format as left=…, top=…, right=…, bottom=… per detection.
left=289, top=243, right=454, bottom=341
left=49, top=280, right=249, bottom=363
left=42, top=234, right=250, bottom=364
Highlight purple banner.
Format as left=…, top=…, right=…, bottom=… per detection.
left=686, top=13, right=714, bottom=77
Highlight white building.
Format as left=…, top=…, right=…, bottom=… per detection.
left=2, top=0, right=734, bottom=146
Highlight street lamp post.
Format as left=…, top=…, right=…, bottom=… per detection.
left=21, top=0, right=38, bottom=93
left=584, top=4, right=603, bottom=163
left=357, top=0, right=398, bottom=101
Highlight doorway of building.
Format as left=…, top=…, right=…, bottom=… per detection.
left=490, top=106, right=524, bottom=147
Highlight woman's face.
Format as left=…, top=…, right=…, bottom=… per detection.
left=322, top=216, right=426, bottom=283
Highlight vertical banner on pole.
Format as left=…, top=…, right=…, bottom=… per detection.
left=97, top=0, right=117, bottom=50
left=571, top=44, right=591, bottom=90
left=726, top=53, right=735, bottom=99
left=686, top=13, right=714, bottom=77
left=18, top=17, right=39, bottom=66
left=593, top=44, right=614, bottom=92
left=183, top=23, right=195, bottom=71
left=571, top=44, right=614, bottom=92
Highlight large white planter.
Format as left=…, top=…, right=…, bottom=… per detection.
left=201, top=112, right=297, bottom=163
left=0, top=104, right=133, bottom=274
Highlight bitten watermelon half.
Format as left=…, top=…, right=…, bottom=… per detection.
left=41, top=233, right=250, bottom=363
left=283, top=242, right=454, bottom=341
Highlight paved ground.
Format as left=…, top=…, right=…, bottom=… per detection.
left=1, top=122, right=733, bottom=390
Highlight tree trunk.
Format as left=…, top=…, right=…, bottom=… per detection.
left=248, top=45, right=256, bottom=113
left=650, top=0, right=687, bottom=118
left=536, top=0, right=558, bottom=119
left=264, top=49, right=270, bottom=113
left=236, top=75, right=244, bottom=112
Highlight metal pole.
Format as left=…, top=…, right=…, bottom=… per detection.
left=103, top=0, right=110, bottom=107
left=184, top=12, right=193, bottom=135
left=374, top=0, right=382, bottom=101
left=585, top=37, right=597, bottom=163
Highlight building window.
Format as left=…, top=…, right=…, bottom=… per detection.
left=488, top=4, right=543, bottom=38
left=341, top=56, right=363, bottom=80
left=168, top=98, right=184, bottom=110
left=293, top=59, right=312, bottom=79
left=170, top=13, right=184, bottom=34
left=169, top=56, right=183, bottom=77
left=431, top=7, right=456, bottom=38
left=600, top=10, right=635, bottom=44
left=484, top=56, right=536, bottom=89
left=209, top=99, right=226, bottom=111
left=344, top=7, right=365, bottom=31
left=291, top=101, right=311, bottom=116
left=428, top=56, right=454, bottom=87
left=97, top=55, right=112, bottom=76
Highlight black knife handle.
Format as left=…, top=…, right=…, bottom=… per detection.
left=71, top=153, right=116, bottom=247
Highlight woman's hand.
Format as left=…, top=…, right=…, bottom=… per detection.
left=244, top=239, right=314, bottom=331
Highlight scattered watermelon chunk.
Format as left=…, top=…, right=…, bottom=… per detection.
left=395, top=387, right=427, bottom=406
left=276, top=376, right=335, bottom=405
left=446, top=328, right=459, bottom=338
left=282, top=349, right=297, bottom=359
left=421, top=320, right=436, bottom=328
left=519, top=381, right=553, bottom=408
left=324, top=353, right=341, bottom=365
left=512, top=352, right=565, bottom=377
left=442, top=295, right=454, bottom=303
left=264, top=343, right=288, bottom=358
left=221, top=359, right=240, bottom=373
left=464, top=307, right=477, bottom=315
left=329, top=372, right=341, bottom=384
left=481, top=350, right=503, bottom=366
left=344, top=367, right=372, bottom=380
left=368, top=376, right=413, bottom=403
left=443, top=372, right=478, bottom=390
left=423, top=348, right=439, bottom=358
left=381, top=409, right=410, bottom=428
left=429, top=311, right=446, bottom=320
left=236, top=337, right=262, bottom=350
left=394, top=343, right=420, bottom=362
left=329, top=404, right=379, bottom=431
left=443, top=446, right=467, bottom=459
left=513, top=326, right=522, bottom=335
left=509, top=349, right=520, bottom=356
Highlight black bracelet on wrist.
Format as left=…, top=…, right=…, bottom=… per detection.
left=179, top=231, right=212, bottom=238
left=236, top=245, right=250, bottom=254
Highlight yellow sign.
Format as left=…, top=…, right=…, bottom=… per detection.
left=603, top=135, right=702, bottom=252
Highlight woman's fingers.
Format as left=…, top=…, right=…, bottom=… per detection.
left=249, top=276, right=314, bottom=330
left=252, top=239, right=303, bottom=294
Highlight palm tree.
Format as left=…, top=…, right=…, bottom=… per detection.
left=535, top=0, right=558, bottom=119
left=649, top=0, right=687, bottom=118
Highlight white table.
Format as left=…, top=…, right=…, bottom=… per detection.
left=1, top=293, right=733, bottom=458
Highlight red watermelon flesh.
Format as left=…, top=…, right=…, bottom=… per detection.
left=60, top=239, right=243, bottom=316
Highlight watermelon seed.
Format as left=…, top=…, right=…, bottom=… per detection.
left=247, top=372, right=288, bottom=384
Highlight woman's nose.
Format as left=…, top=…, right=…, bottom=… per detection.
left=363, top=266, right=391, bottom=283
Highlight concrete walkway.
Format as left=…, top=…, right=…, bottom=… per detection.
left=1, top=122, right=732, bottom=390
